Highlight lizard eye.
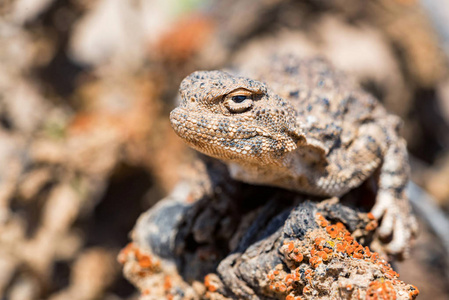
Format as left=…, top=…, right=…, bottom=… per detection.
left=231, top=95, right=248, bottom=103
left=224, top=90, right=254, bottom=113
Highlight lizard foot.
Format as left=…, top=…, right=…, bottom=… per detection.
left=371, top=190, right=418, bottom=255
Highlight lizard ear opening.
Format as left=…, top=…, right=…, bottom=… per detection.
left=285, top=122, right=329, bottom=159
left=285, top=123, right=307, bottom=146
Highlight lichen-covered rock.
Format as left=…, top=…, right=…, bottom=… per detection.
left=120, top=161, right=419, bottom=299
left=265, top=213, right=417, bottom=299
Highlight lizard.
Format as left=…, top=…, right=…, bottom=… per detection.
left=170, top=54, right=417, bottom=254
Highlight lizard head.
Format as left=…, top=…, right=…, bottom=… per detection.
left=170, top=70, right=306, bottom=166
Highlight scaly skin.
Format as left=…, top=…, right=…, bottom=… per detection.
left=170, top=54, right=417, bottom=254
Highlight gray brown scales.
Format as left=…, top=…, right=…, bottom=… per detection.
left=170, top=54, right=416, bottom=254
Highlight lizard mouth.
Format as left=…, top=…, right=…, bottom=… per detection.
left=170, top=107, right=259, bottom=142
left=170, top=107, right=297, bottom=161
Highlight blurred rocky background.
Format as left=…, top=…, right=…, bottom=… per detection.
left=0, top=0, right=449, bottom=299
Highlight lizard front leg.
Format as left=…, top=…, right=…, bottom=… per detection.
left=312, top=121, right=416, bottom=255
left=310, top=122, right=384, bottom=197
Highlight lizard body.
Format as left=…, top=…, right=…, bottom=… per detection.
left=170, top=54, right=416, bottom=254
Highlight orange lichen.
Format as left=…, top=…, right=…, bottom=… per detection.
left=336, top=222, right=345, bottom=230
left=315, top=213, right=329, bottom=227
left=164, top=275, right=172, bottom=291
left=136, top=252, right=152, bottom=268
left=288, top=242, right=295, bottom=252
left=266, top=212, right=418, bottom=299
left=281, top=241, right=304, bottom=264
left=365, top=246, right=371, bottom=257
left=117, top=242, right=161, bottom=279
left=366, top=220, right=378, bottom=231
left=366, top=280, right=397, bottom=300
left=409, top=285, right=419, bottom=298
left=117, top=242, right=135, bottom=264
left=336, top=243, right=346, bottom=252
left=204, top=274, right=218, bottom=293
left=303, top=286, right=311, bottom=294
left=284, top=274, right=294, bottom=285
left=326, top=225, right=339, bottom=239
left=134, top=248, right=161, bottom=271
left=292, top=253, right=303, bottom=263
left=314, top=237, right=325, bottom=247
left=364, top=212, right=378, bottom=231
left=309, top=256, right=322, bottom=268
left=344, top=235, right=354, bottom=242
left=316, top=251, right=329, bottom=261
